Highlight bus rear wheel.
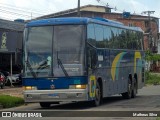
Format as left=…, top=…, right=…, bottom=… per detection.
left=39, top=102, right=51, bottom=108
left=131, top=78, right=137, bottom=98
left=122, top=78, right=132, bottom=99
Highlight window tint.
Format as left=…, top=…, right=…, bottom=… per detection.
left=126, top=30, right=143, bottom=50
left=119, top=29, right=127, bottom=49
left=27, top=26, right=52, bottom=52
left=137, top=32, right=143, bottom=50
left=133, top=31, right=138, bottom=49
left=103, top=26, right=111, bottom=48
left=95, top=24, right=104, bottom=48
left=53, top=25, right=85, bottom=77
left=138, top=32, right=144, bottom=50
left=87, top=24, right=96, bottom=46
left=111, top=28, right=119, bottom=49
left=26, top=26, right=53, bottom=77
left=87, top=23, right=143, bottom=50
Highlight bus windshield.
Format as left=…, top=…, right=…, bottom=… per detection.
left=24, top=25, right=85, bottom=77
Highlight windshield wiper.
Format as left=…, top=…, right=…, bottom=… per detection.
left=57, top=58, right=69, bottom=77
left=26, top=60, right=37, bottom=78
left=57, top=51, right=69, bottom=77
left=36, top=60, right=48, bottom=75
left=37, top=61, right=48, bottom=70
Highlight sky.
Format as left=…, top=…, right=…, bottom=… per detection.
left=0, top=0, right=160, bottom=20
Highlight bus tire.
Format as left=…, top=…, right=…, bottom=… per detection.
left=94, top=82, right=102, bottom=106
left=131, top=78, right=137, bottom=98
left=122, top=78, right=132, bottom=99
left=39, top=102, right=51, bottom=108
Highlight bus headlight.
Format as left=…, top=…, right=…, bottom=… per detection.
left=69, top=85, right=86, bottom=89
left=23, top=86, right=37, bottom=90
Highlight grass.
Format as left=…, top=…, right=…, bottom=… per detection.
left=0, top=95, right=24, bottom=108
left=156, top=118, right=160, bottom=120
left=145, top=72, right=160, bottom=85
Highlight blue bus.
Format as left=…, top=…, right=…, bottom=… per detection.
left=23, top=17, right=145, bottom=107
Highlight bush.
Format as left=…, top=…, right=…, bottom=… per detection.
left=145, top=72, right=160, bottom=85
left=156, top=118, right=160, bottom=120
left=0, top=95, right=24, bottom=108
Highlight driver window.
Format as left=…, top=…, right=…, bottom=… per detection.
left=87, top=45, right=97, bottom=73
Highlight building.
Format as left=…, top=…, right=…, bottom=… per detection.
left=158, top=33, right=160, bottom=54
left=0, top=19, right=24, bottom=73
left=36, top=5, right=159, bottom=52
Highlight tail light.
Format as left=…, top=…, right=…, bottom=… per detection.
left=0, top=75, right=4, bottom=81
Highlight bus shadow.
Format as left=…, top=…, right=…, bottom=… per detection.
left=39, top=95, right=139, bottom=110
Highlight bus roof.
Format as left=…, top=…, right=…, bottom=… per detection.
left=26, top=17, right=143, bottom=32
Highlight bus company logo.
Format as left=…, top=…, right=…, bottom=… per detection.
left=2, top=112, right=11, bottom=117
left=0, top=32, right=8, bottom=51
left=1, top=33, right=7, bottom=49
left=50, top=84, right=55, bottom=89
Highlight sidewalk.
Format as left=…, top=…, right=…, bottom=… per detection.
left=0, top=86, right=23, bottom=98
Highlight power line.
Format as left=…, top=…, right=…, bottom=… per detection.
left=0, top=9, right=31, bottom=18
left=0, top=3, right=50, bottom=20
left=0, top=8, right=42, bottom=20
left=97, top=0, right=109, bottom=7
left=96, top=0, right=152, bottom=16
left=141, top=11, right=155, bottom=16
left=0, top=3, right=50, bottom=15
left=0, top=2, right=57, bottom=20
left=0, top=5, right=44, bottom=16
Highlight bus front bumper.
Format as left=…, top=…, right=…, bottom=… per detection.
left=23, top=89, right=88, bottom=102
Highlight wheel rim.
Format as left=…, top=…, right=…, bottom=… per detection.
left=95, top=88, right=100, bottom=101
left=134, top=80, right=137, bottom=95
left=128, top=83, right=132, bottom=97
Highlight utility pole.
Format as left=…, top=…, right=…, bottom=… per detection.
left=77, top=0, right=80, bottom=17
left=142, top=11, right=155, bottom=51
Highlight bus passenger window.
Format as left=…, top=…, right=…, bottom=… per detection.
left=87, top=24, right=96, bottom=47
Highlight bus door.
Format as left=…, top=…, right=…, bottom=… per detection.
left=87, top=45, right=97, bottom=99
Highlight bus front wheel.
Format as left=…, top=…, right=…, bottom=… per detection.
left=39, top=102, right=51, bottom=108
left=94, top=82, right=102, bottom=106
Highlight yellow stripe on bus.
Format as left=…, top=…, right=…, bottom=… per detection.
left=134, top=52, right=141, bottom=73
left=111, top=53, right=123, bottom=81
left=89, top=75, right=96, bottom=98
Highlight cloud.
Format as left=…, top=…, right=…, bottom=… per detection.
left=0, top=0, right=159, bottom=20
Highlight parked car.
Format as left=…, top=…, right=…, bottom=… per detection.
left=0, top=70, right=22, bottom=86
left=0, top=71, right=9, bottom=78
left=6, top=74, right=21, bottom=86
left=0, top=72, right=6, bottom=89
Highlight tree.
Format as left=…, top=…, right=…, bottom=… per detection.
left=145, top=50, right=160, bottom=62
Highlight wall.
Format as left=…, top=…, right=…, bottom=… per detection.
left=0, top=30, right=23, bottom=72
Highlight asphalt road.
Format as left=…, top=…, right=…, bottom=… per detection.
left=1, top=85, right=160, bottom=120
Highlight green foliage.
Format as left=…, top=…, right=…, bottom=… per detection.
left=156, top=118, right=160, bottom=120
left=145, top=72, right=160, bottom=85
left=145, top=50, right=152, bottom=61
left=145, top=50, right=160, bottom=62
left=0, top=95, right=24, bottom=108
